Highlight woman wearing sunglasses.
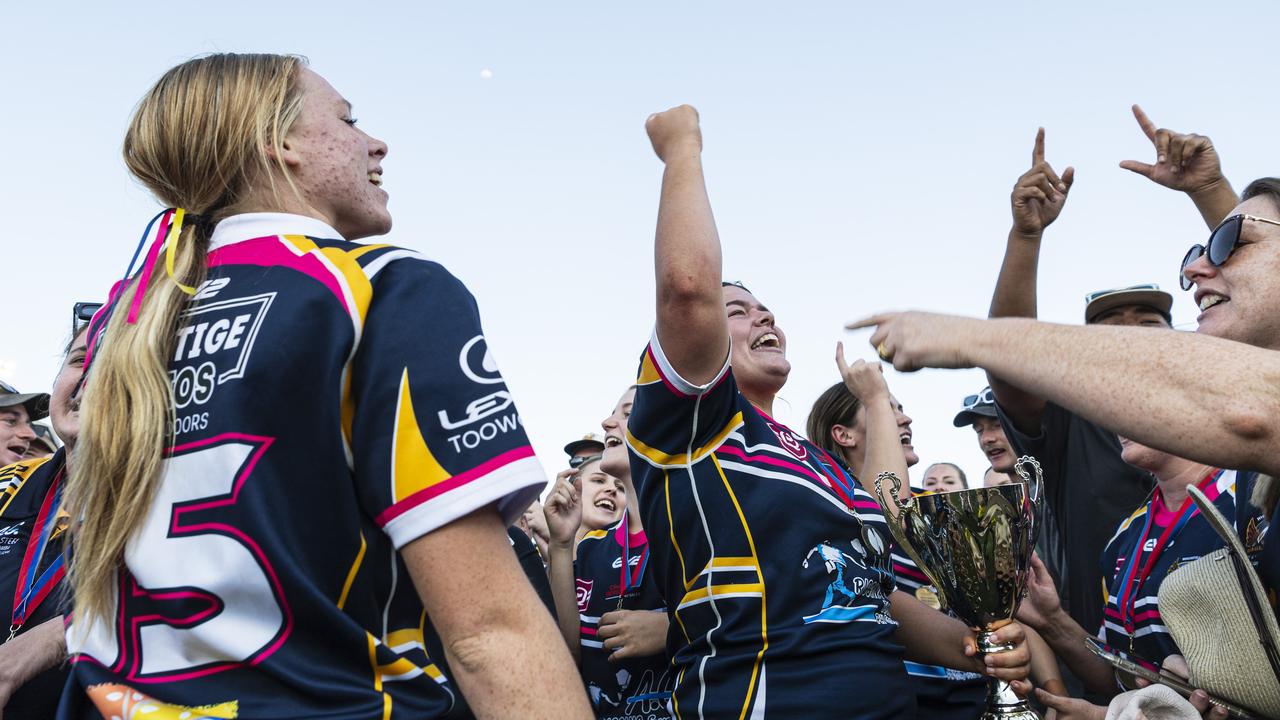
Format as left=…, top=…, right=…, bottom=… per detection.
left=852, top=178, right=1280, bottom=717
left=0, top=315, right=93, bottom=718
left=624, top=105, right=1033, bottom=718
left=57, top=54, right=589, bottom=719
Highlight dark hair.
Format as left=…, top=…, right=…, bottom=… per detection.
left=924, top=462, right=968, bottom=489
left=805, top=382, right=863, bottom=469
left=722, top=280, right=752, bottom=294
left=1242, top=178, right=1280, bottom=209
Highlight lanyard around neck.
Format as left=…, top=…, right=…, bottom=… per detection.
left=1116, top=470, right=1222, bottom=634
left=9, top=468, right=66, bottom=641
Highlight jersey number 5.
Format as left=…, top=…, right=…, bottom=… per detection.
left=72, top=434, right=292, bottom=681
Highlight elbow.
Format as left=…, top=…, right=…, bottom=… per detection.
left=446, top=627, right=511, bottom=678
left=658, top=274, right=719, bottom=311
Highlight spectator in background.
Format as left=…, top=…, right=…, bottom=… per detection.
left=921, top=462, right=967, bottom=493
left=981, top=127, right=1162, bottom=641
left=0, top=382, right=47, bottom=467
left=565, top=433, right=606, bottom=469
left=22, top=425, right=58, bottom=460
left=952, top=389, right=1019, bottom=482
left=983, top=466, right=1012, bottom=487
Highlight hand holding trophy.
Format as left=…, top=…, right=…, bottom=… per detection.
left=876, top=456, right=1045, bottom=720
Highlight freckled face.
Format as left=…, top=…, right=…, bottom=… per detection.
left=284, top=69, right=391, bottom=240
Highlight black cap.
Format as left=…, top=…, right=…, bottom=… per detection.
left=952, top=387, right=998, bottom=427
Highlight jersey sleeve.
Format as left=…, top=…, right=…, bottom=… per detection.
left=626, top=329, right=741, bottom=470
left=350, top=257, right=545, bottom=549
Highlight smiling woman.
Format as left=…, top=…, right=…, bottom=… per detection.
left=57, top=53, right=590, bottom=720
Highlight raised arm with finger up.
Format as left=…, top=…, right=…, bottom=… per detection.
left=989, top=128, right=1075, bottom=433
left=1119, top=104, right=1238, bottom=228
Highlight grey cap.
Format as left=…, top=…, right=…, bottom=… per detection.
left=0, top=380, right=49, bottom=422
left=952, top=387, right=998, bottom=427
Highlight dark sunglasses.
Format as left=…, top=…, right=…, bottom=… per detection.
left=961, top=387, right=995, bottom=410
left=73, top=302, right=104, bottom=332
left=568, top=453, right=602, bottom=470
left=1180, top=214, right=1280, bottom=291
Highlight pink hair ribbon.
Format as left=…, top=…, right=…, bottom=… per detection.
left=124, top=208, right=197, bottom=324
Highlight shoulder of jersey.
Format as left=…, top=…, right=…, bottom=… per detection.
left=307, top=240, right=439, bottom=281
left=0, top=457, right=54, bottom=503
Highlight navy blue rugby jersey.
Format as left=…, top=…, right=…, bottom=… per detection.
left=575, top=517, right=674, bottom=720
left=58, top=213, right=545, bottom=720
left=625, top=335, right=913, bottom=719
left=1099, top=470, right=1251, bottom=667
left=0, top=450, right=72, bottom=719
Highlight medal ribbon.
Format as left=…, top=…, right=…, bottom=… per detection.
left=10, top=470, right=66, bottom=635
left=1115, top=470, right=1222, bottom=635
left=616, top=509, right=649, bottom=610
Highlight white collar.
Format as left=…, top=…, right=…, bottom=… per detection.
left=208, top=213, right=345, bottom=252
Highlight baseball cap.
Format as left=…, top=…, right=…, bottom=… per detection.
left=952, top=387, right=998, bottom=428
left=0, top=379, right=50, bottom=422
left=1083, top=284, right=1173, bottom=324
left=29, top=423, right=60, bottom=454
left=563, top=432, right=605, bottom=459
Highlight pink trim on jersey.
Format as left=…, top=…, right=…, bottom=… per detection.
left=580, top=626, right=599, bottom=637
left=851, top=500, right=880, bottom=511
left=375, top=446, right=538, bottom=527
left=894, top=563, right=929, bottom=583
left=613, top=523, right=647, bottom=548
left=208, top=236, right=350, bottom=313
left=646, top=345, right=694, bottom=399
left=101, top=432, right=294, bottom=684
left=714, top=444, right=824, bottom=483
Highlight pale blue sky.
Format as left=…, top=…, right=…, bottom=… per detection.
left=4, top=1, right=1277, bottom=485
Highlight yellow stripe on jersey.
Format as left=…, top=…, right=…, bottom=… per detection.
left=392, top=369, right=452, bottom=505
left=627, top=412, right=745, bottom=467
left=348, top=243, right=394, bottom=261
left=678, top=583, right=765, bottom=610
left=280, top=235, right=377, bottom=454
left=386, top=627, right=424, bottom=652
left=665, top=471, right=693, bottom=646
left=715, top=456, right=769, bottom=720
left=0, top=457, right=53, bottom=516
left=337, top=531, right=368, bottom=610
left=581, top=529, right=609, bottom=541
left=365, top=633, right=393, bottom=720
left=637, top=351, right=662, bottom=385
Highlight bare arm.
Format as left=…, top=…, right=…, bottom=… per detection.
left=855, top=313, right=1280, bottom=477
left=988, top=129, right=1074, bottom=433
left=0, top=615, right=66, bottom=707
left=1023, top=626, right=1068, bottom=696
left=404, top=508, right=591, bottom=719
left=1119, top=105, right=1238, bottom=229
left=543, top=474, right=584, bottom=664
left=647, top=106, right=729, bottom=386
left=835, top=344, right=909, bottom=515
left=889, top=591, right=1030, bottom=688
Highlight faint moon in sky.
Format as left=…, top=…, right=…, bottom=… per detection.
left=480, top=68, right=494, bottom=80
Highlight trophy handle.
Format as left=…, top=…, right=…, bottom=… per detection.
left=1013, top=456, right=1042, bottom=505
left=874, top=471, right=914, bottom=513
left=1014, top=455, right=1044, bottom=547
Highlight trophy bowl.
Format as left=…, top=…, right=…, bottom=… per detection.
left=875, top=456, right=1043, bottom=720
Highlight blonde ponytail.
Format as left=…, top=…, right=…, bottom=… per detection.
left=68, top=53, right=305, bottom=627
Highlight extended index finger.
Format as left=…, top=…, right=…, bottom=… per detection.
left=1032, top=127, right=1045, bottom=165
left=835, top=341, right=850, bottom=375
left=845, top=313, right=894, bottom=331
left=1132, top=104, right=1157, bottom=142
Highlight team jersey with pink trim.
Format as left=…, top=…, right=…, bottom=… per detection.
left=57, top=213, right=545, bottom=720
left=574, top=519, right=674, bottom=719
left=625, top=334, right=913, bottom=719
left=1098, top=469, right=1252, bottom=667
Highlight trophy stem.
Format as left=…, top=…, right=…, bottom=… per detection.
left=977, top=631, right=1040, bottom=720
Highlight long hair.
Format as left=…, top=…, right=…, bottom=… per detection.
left=805, top=381, right=863, bottom=471
left=68, top=53, right=306, bottom=627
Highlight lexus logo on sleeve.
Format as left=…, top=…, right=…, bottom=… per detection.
left=459, top=335, right=503, bottom=385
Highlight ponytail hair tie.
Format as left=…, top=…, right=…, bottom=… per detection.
left=124, top=208, right=197, bottom=325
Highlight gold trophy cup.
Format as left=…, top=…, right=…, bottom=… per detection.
left=875, top=456, right=1044, bottom=720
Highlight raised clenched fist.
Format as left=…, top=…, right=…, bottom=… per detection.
left=645, top=105, right=702, bottom=163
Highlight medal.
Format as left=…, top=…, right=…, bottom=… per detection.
left=915, top=585, right=940, bottom=610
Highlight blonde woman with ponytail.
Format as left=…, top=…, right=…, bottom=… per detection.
left=60, top=54, right=590, bottom=720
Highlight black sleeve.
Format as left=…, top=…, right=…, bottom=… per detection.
left=507, top=527, right=556, bottom=622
